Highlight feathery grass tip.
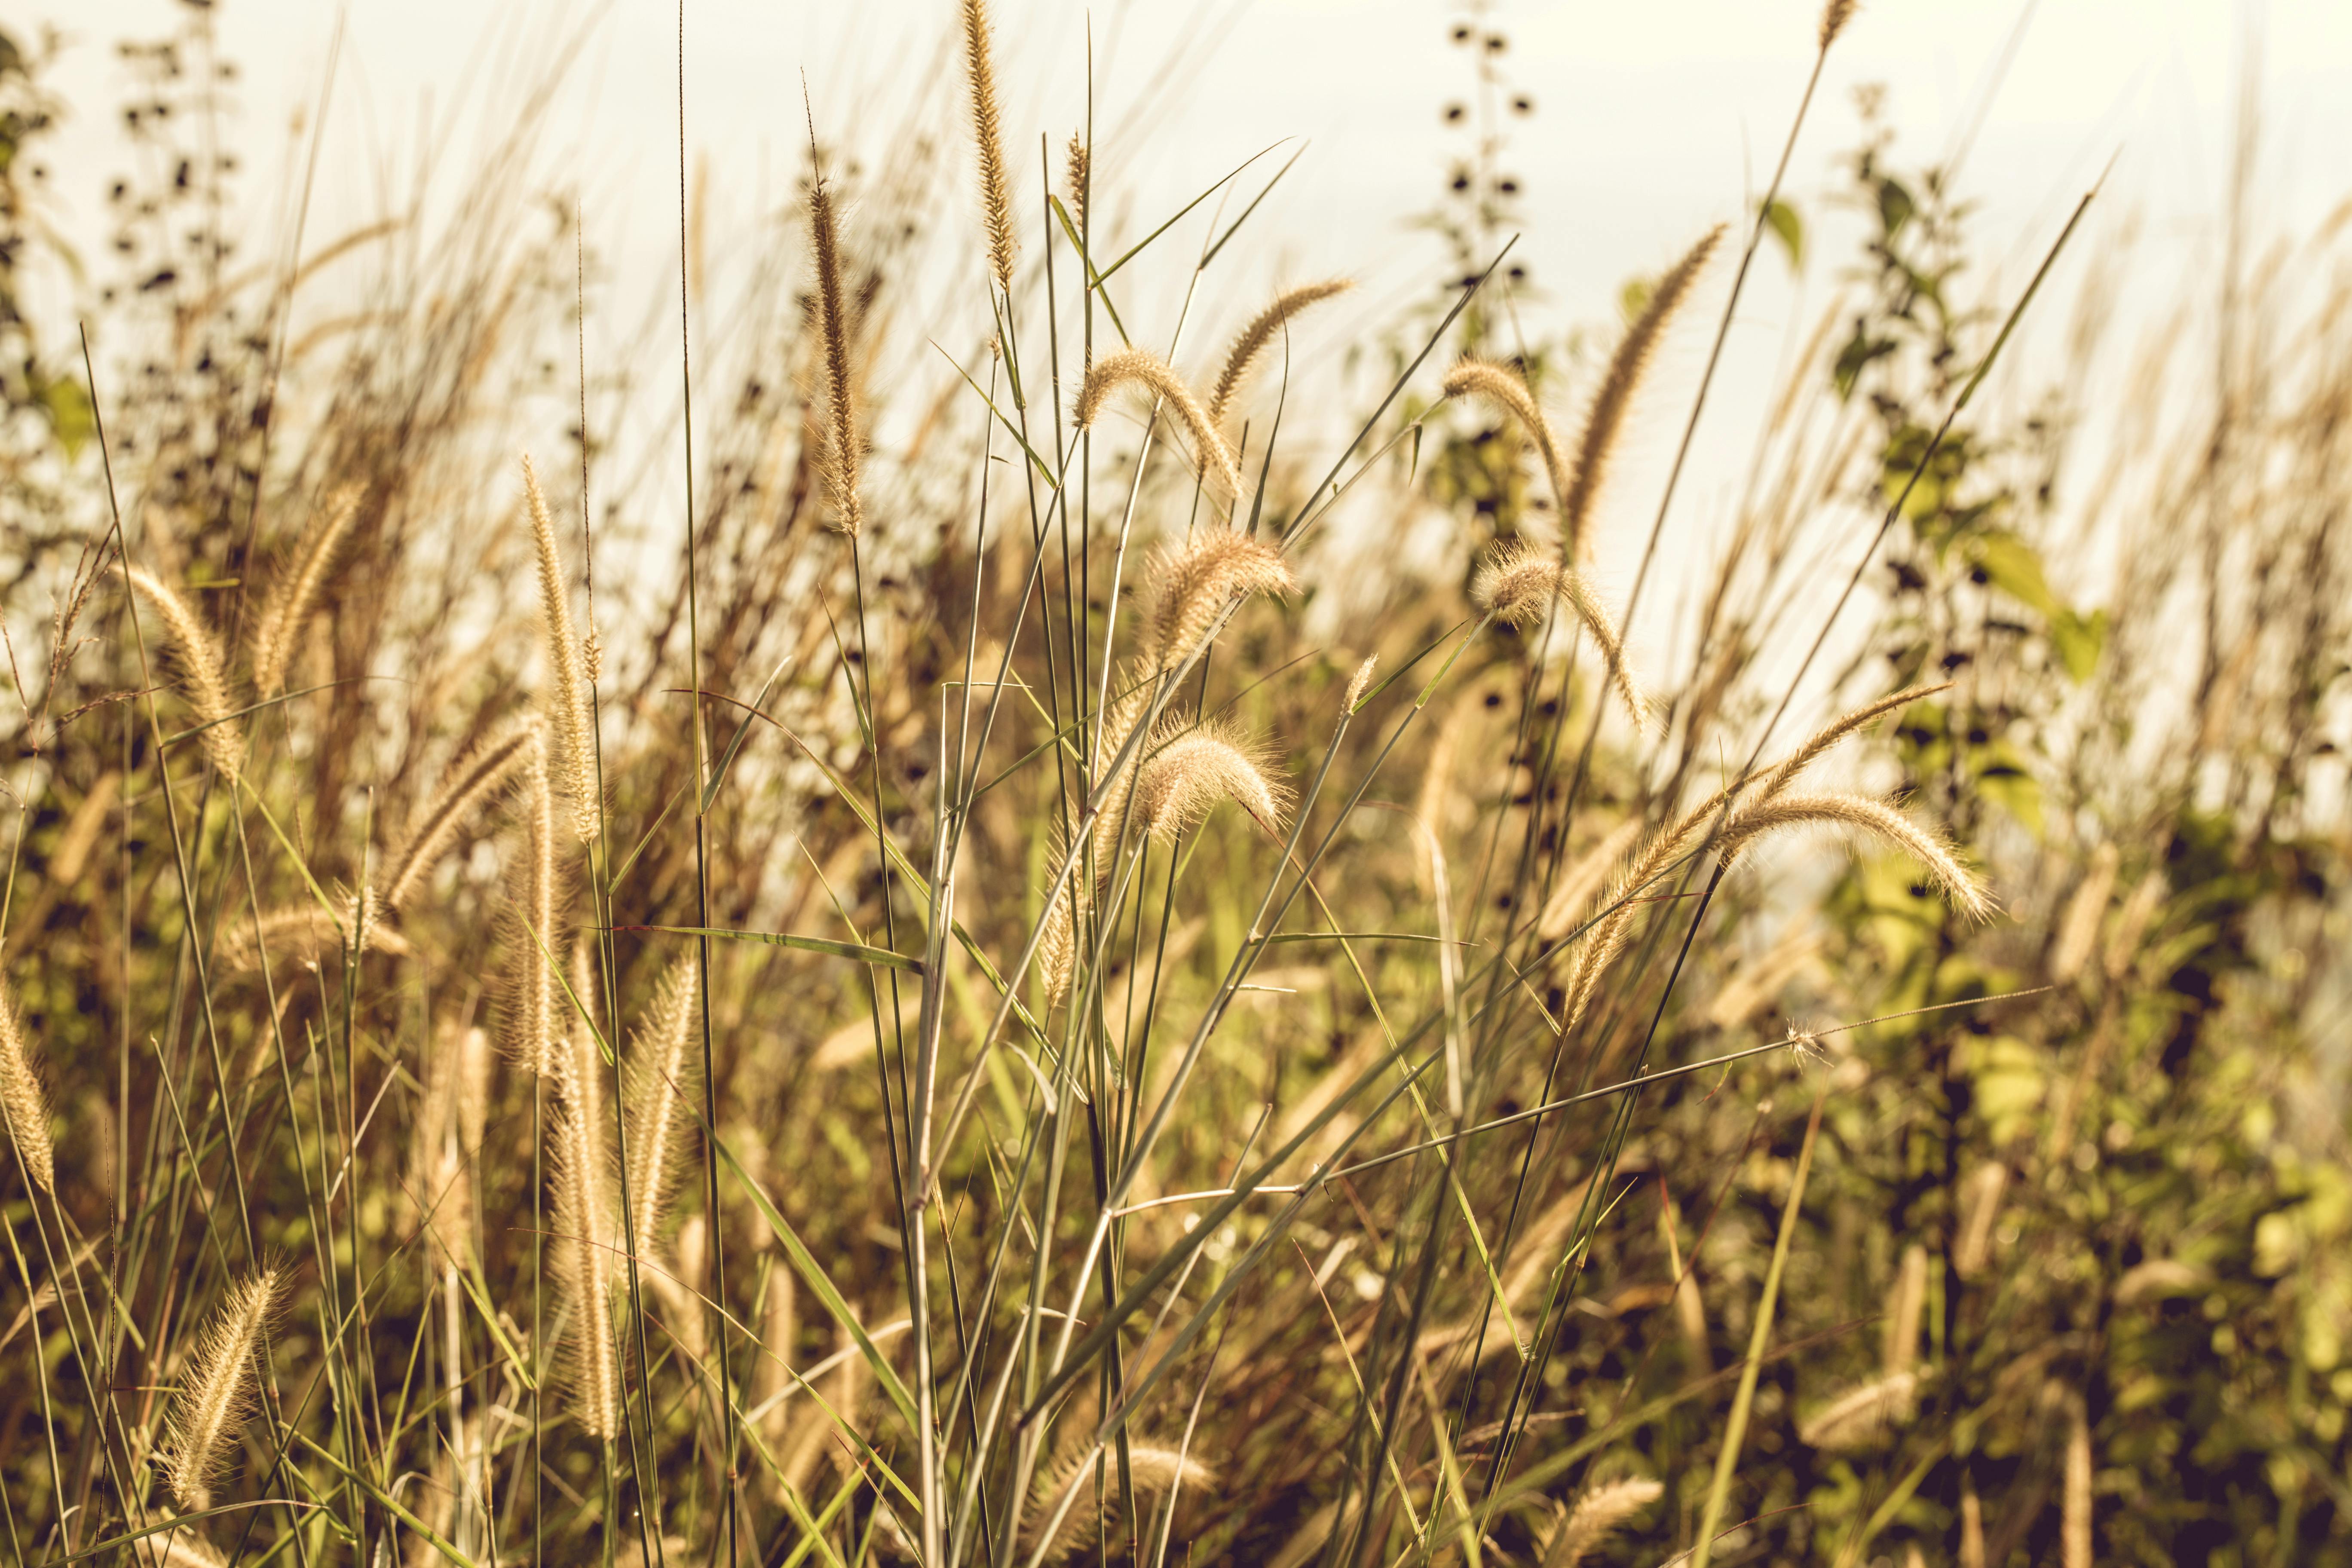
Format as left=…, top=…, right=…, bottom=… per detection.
left=1145, top=529, right=1296, bottom=667
left=1209, top=279, right=1355, bottom=426
left=808, top=173, right=865, bottom=538
left=1075, top=347, right=1242, bottom=497
left=1545, top=1477, right=1664, bottom=1568
left=961, top=0, right=1017, bottom=288
left=249, top=483, right=362, bottom=700
left=0, top=975, right=52, bottom=1195
left=1442, top=358, right=1569, bottom=531
left=522, top=457, right=600, bottom=844
left=125, top=565, right=243, bottom=785
left=162, top=1269, right=283, bottom=1510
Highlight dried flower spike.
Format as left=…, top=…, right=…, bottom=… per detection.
left=384, top=717, right=545, bottom=911
left=163, top=1269, right=283, bottom=1510
left=809, top=172, right=865, bottom=538
left=1442, top=359, right=1569, bottom=530
left=1209, top=279, right=1355, bottom=426
left=1074, top=347, right=1242, bottom=497
left=522, top=457, right=600, bottom=844
left=1469, top=541, right=1650, bottom=726
left=249, top=483, right=363, bottom=700
left=624, top=956, right=702, bottom=1258
left=1820, top=0, right=1859, bottom=51
left=962, top=0, right=1017, bottom=289
left=1129, top=725, right=1289, bottom=845
left=0, top=974, right=53, bottom=1195
left=1546, top=1476, right=1663, bottom=1568
left=125, top=565, right=244, bottom=785
left=1559, top=224, right=1724, bottom=557
left=1718, top=790, right=1992, bottom=922
left=1145, top=530, right=1296, bottom=668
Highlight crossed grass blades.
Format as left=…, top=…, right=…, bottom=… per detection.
left=5, top=0, right=2350, bottom=1563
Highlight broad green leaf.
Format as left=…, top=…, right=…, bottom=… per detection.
left=1762, top=196, right=1803, bottom=268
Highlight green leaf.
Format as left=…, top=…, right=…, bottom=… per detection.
left=37, top=373, right=94, bottom=460
left=1762, top=197, right=1803, bottom=268
left=2052, top=606, right=2107, bottom=683
left=1833, top=321, right=1895, bottom=401
left=1877, top=176, right=1916, bottom=240
left=1968, top=529, right=2058, bottom=617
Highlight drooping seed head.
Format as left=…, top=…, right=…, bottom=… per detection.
left=250, top=483, right=363, bottom=701
left=1718, top=790, right=1993, bottom=922
left=1074, top=347, right=1242, bottom=497
left=1441, top=358, right=1568, bottom=531
left=1130, top=724, right=1289, bottom=845
left=1819, top=0, right=1859, bottom=50
left=1208, top=279, right=1356, bottom=426
left=1145, top=530, right=1296, bottom=667
left=1470, top=538, right=1562, bottom=628
left=125, top=565, right=243, bottom=785
left=1798, top=1369, right=1918, bottom=1452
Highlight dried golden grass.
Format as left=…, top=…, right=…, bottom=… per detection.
left=124, top=565, right=243, bottom=784
left=0, top=974, right=52, bottom=1195
left=1208, top=279, right=1355, bottom=426
left=162, top=1269, right=282, bottom=1510
left=1074, top=347, right=1242, bottom=497
left=249, top=483, right=362, bottom=700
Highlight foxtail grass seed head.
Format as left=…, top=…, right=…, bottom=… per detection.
left=1755, top=682, right=1947, bottom=806
left=249, top=483, right=362, bottom=700
left=1545, top=1477, right=1663, bottom=1568
left=0, top=976, right=52, bottom=1195
left=384, top=716, right=543, bottom=910
left=1343, top=654, right=1378, bottom=714
left=809, top=173, right=865, bottom=538
left=1559, top=224, right=1724, bottom=557
left=1469, top=541, right=1650, bottom=726
left=551, top=1020, right=621, bottom=1440
left=625, top=956, right=702, bottom=1257
left=125, top=565, right=244, bottom=785
left=1719, top=791, right=1992, bottom=921
left=1032, top=1445, right=1215, bottom=1562
left=505, top=746, right=565, bottom=1075
left=1038, top=879, right=1080, bottom=1011
left=1130, top=724, right=1289, bottom=845
left=1208, top=279, right=1356, bottom=426
left=1145, top=530, right=1296, bottom=667
left=1820, top=0, right=1859, bottom=49
left=962, top=0, right=1017, bottom=288
left=1066, top=133, right=1089, bottom=234
left=522, top=457, right=600, bottom=844
left=163, top=1269, right=283, bottom=1510
left=1797, top=1369, right=1918, bottom=1452
left=1074, top=346, right=1242, bottom=497
left=1441, top=358, right=1568, bottom=532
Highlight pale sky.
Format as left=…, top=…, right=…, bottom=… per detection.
left=27, top=0, right=2352, bottom=659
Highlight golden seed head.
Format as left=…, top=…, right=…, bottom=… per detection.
left=1130, top=724, right=1289, bottom=845
left=1209, top=279, right=1356, bottom=427
left=1074, top=347, right=1242, bottom=498
left=0, top=977, right=53, bottom=1196
left=1343, top=654, right=1378, bottom=714
left=1145, top=530, right=1297, bottom=667
left=1819, top=0, right=1859, bottom=50
left=962, top=0, right=1017, bottom=288
left=1470, top=539, right=1562, bottom=627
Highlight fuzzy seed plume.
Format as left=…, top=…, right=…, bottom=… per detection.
left=624, top=956, right=702, bottom=1260
left=2050, top=841, right=2118, bottom=983
left=1470, top=541, right=1650, bottom=726
left=1130, top=724, right=1289, bottom=845
left=138, top=1528, right=230, bottom=1568
left=1038, top=876, right=1081, bottom=1011
left=384, top=717, right=544, bottom=911
left=1146, top=529, right=1296, bottom=667
left=125, top=565, right=243, bottom=784
left=249, top=483, right=362, bottom=700
left=1798, top=1369, right=1918, bottom=1452
left=961, top=0, right=1017, bottom=288
left=1536, top=815, right=1647, bottom=944
left=1543, top=1477, right=1663, bottom=1568
left=415, top=1021, right=485, bottom=1265
left=163, top=1269, right=283, bottom=1510
left=1819, top=0, right=1859, bottom=50
left=1029, top=1444, right=1215, bottom=1562
left=1074, top=347, right=1242, bottom=497
left=1343, top=654, right=1378, bottom=714
left=1718, top=791, right=1992, bottom=921
left=550, top=1018, right=621, bottom=1439
left=1754, top=682, right=1947, bottom=805
left=505, top=749, right=566, bottom=1075
left=0, top=975, right=53, bottom=1195
left=1066, top=133, right=1090, bottom=236
left=1442, top=358, right=1569, bottom=527
left=1559, top=224, right=1724, bottom=557
left=522, top=457, right=600, bottom=843
left=809, top=174, right=865, bottom=537
left=1560, top=790, right=1730, bottom=1036
left=1208, top=279, right=1356, bottom=426
left=219, top=896, right=412, bottom=975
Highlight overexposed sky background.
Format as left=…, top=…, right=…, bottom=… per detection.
left=24, top=0, right=2352, bottom=661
